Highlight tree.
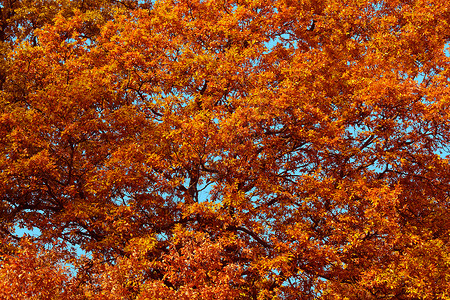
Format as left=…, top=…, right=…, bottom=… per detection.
left=1, top=0, right=450, bottom=298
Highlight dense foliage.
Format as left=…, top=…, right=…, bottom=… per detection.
left=1, top=0, right=450, bottom=299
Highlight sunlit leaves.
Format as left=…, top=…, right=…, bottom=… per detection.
left=1, top=0, right=450, bottom=299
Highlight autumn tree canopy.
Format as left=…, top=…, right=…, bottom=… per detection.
left=1, top=0, right=450, bottom=299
